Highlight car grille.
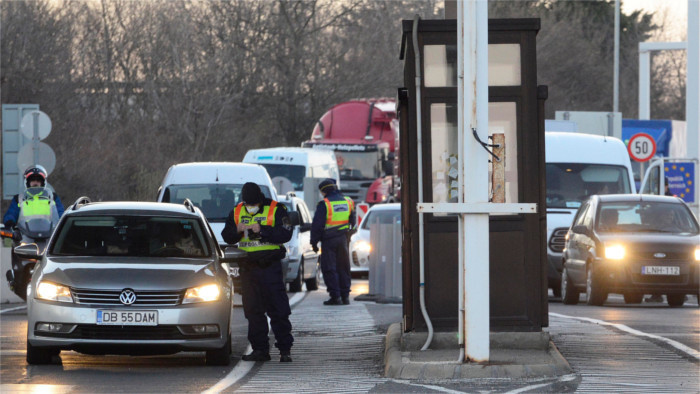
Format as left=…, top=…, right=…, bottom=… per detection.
left=72, top=289, right=184, bottom=306
left=548, top=228, right=569, bottom=253
left=40, top=324, right=187, bottom=340
left=629, top=251, right=690, bottom=261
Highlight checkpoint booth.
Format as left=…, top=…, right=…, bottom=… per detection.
left=398, top=18, right=548, bottom=332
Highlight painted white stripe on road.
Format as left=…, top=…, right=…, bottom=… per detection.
left=389, top=379, right=467, bottom=394
left=550, top=312, right=700, bottom=360
left=0, top=305, right=26, bottom=314
left=203, top=292, right=307, bottom=394
left=1, top=384, right=74, bottom=393
left=504, top=374, right=577, bottom=394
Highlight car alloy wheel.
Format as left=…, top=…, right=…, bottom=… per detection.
left=586, top=266, right=606, bottom=306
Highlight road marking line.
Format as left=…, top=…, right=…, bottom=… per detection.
left=1, top=384, right=74, bottom=393
left=550, top=312, right=700, bottom=360
left=389, top=379, right=465, bottom=394
left=0, top=305, right=26, bottom=314
left=504, top=374, right=577, bottom=394
left=202, top=291, right=307, bottom=394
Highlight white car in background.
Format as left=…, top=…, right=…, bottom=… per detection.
left=349, top=203, right=401, bottom=275
left=277, top=193, right=320, bottom=292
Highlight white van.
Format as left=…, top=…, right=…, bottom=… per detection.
left=243, top=147, right=340, bottom=201
left=545, top=132, right=636, bottom=296
left=156, top=162, right=277, bottom=245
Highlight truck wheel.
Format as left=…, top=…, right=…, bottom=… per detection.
left=305, top=262, right=320, bottom=291
left=561, top=267, right=579, bottom=305
left=586, top=266, right=607, bottom=306
left=289, top=263, right=303, bottom=293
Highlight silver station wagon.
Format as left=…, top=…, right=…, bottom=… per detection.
left=21, top=198, right=244, bottom=365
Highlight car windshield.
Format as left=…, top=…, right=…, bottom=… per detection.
left=51, top=216, right=211, bottom=258
left=163, top=184, right=272, bottom=221
left=361, top=209, right=401, bottom=230
left=546, top=163, right=631, bottom=209
left=336, top=151, right=380, bottom=180
left=596, top=201, right=700, bottom=234
left=259, top=164, right=305, bottom=191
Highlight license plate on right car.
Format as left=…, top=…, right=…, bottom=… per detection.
left=641, top=266, right=680, bottom=276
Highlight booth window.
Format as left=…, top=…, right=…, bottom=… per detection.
left=430, top=103, right=459, bottom=204
left=424, top=45, right=458, bottom=87
left=488, top=102, right=519, bottom=204
left=488, top=44, right=521, bottom=86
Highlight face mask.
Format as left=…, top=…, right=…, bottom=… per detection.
left=246, top=205, right=260, bottom=215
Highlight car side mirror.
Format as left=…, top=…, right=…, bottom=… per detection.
left=15, top=244, right=41, bottom=260
left=221, top=247, right=247, bottom=263
left=299, top=223, right=312, bottom=232
left=287, top=211, right=301, bottom=227
left=571, top=225, right=588, bottom=235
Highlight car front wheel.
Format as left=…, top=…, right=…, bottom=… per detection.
left=623, top=292, right=643, bottom=304
left=667, top=294, right=686, bottom=307
left=26, top=341, right=58, bottom=365
left=586, top=266, right=607, bottom=306
left=305, top=262, right=319, bottom=291
left=561, top=267, right=579, bottom=305
left=205, top=334, right=231, bottom=366
left=288, top=263, right=303, bottom=293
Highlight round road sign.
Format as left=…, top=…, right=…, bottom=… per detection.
left=20, top=111, right=52, bottom=140
left=17, top=142, right=56, bottom=175
left=627, top=133, right=656, bottom=162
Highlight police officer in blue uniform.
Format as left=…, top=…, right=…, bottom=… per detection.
left=311, top=178, right=356, bottom=306
left=3, top=165, right=64, bottom=229
left=222, top=182, right=294, bottom=362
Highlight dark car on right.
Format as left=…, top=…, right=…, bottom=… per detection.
left=561, top=194, right=700, bottom=307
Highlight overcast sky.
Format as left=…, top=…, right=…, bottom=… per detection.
left=622, top=0, right=688, bottom=39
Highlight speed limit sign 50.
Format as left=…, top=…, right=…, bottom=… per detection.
left=627, top=133, right=657, bottom=162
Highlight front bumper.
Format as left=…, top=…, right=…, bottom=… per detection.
left=27, top=298, right=231, bottom=351
left=593, top=258, right=700, bottom=294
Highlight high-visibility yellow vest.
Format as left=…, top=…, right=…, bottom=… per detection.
left=233, top=201, right=280, bottom=252
left=324, top=197, right=354, bottom=231
left=20, top=193, right=53, bottom=218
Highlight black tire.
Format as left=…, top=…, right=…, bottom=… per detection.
left=561, top=267, right=579, bottom=305
left=667, top=294, right=686, bottom=307
left=586, top=266, right=607, bottom=306
left=552, top=281, right=562, bottom=298
left=26, top=341, right=57, bottom=365
left=305, top=262, right=319, bottom=291
left=206, top=334, right=231, bottom=366
left=288, top=262, right=303, bottom=293
left=623, top=292, right=643, bottom=304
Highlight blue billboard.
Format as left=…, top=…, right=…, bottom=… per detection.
left=665, top=162, right=695, bottom=203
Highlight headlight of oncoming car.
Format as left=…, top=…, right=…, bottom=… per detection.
left=604, top=244, right=626, bottom=260
left=37, top=281, right=73, bottom=303
left=356, top=240, right=372, bottom=253
left=695, top=247, right=700, bottom=261
left=183, top=284, right=220, bottom=304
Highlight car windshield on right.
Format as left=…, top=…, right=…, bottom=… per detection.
left=361, top=209, right=401, bottom=229
left=596, top=201, right=700, bottom=234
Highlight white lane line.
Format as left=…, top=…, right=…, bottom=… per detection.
left=203, top=292, right=307, bottom=394
left=1, top=384, right=74, bottom=393
left=550, top=312, right=700, bottom=360
left=389, top=380, right=466, bottom=394
left=0, top=305, right=26, bottom=314
left=504, top=374, right=577, bottom=394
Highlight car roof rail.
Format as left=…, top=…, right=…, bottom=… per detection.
left=183, top=198, right=196, bottom=213
left=71, top=196, right=92, bottom=211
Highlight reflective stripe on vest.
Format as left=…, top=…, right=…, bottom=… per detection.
left=234, top=201, right=280, bottom=252
left=324, top=197, right=353, bottom=230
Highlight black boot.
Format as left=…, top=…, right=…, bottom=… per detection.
left=241, top=349, right=271, bottom=362
left=323, top=297, right=342, bottom=305
left=280, top=351, right=292, bottom=362
left=342, top=297, right=350, bottom=305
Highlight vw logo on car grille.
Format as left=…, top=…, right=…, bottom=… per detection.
left=654, top=252, right=667, bottom=259
left=119, top=289, right=137, bottom=305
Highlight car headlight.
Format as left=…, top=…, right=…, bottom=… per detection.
left=695, top=248, right=700, bottom=261
left=36, top=281, right=73, bottom=303
left=604, top=245, right=626, bottom=260
left=356, top=240, right=371, bottom=253
left=183, top=284, right=220, bottom=304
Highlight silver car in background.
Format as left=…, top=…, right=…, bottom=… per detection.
left=349, top=203, right=401, bottom=274
left=23, top=199, right=242, bottom=366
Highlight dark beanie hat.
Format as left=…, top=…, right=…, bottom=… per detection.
left=318, top=178, right=337, bottom=192
left=241, top=182, right=263, bottom=204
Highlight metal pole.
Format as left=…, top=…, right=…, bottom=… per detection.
left=614, top=0, right=620, bottom=113
left=32, top=112, right=40, bottom=167
left=639, top=48, right=651, bottom=120
left=687, top=0, right=699, bottom=166
left=456, top=0, right=465, bottom=363
left=461, top=0, right=489, bottom=362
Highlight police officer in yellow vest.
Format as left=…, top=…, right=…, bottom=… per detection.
left=311, top=178, right=356, bottom=306
left=222, top=182, right=294, bottom=362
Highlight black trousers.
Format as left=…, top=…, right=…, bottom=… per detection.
left=320, top=234, right=351, bottom=299
left=240, top=261, right=293, bottom=353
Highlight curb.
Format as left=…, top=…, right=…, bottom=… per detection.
left=384, top=323, right=573, bottom=380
